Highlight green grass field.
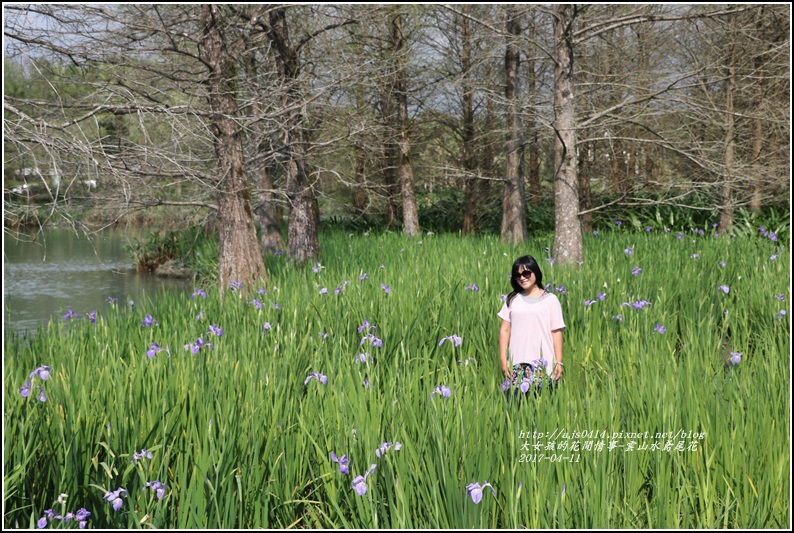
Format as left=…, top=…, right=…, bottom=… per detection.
left=4, top=228, right=790, bottom=528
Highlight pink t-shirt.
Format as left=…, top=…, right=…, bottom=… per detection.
left=498, top=292, right=566, bottom=375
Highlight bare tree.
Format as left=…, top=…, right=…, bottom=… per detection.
left=500, top=6, right=528, bottom=244
left=200, top=5, right=268, bottom=292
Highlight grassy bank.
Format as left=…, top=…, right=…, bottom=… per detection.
left=4, top=229, right=790, bottom=528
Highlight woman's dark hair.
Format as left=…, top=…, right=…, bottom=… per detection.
left=506, top=255, right=544, bottom=307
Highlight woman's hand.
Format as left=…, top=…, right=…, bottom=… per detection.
left=552, top=362, right=563, bottom=381
left=501, top=360, right=510, bottom=378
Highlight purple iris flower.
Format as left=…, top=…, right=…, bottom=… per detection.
left=30, top=365, right=52, bottom=381
left=319, top=288, right=328, bottom=295
left=375, top=442, right=402, bottom=458
left=593, top=230, right=599, bottom=237
left=645, top=226, right=652, bottom=232
left=273, top=302, right=281, bottom=310
left=770, top=252, right=779, bottom=261
left=464, top=284, right=480, bottom=292
left=106, top=297, right=118, bottom=304
left=654, top=322, right=667, bottom=334
left=718, top=261, right=726, bottom=268
left=184, top=337, right=211, bottom=354
left=229, top=281, right=243, bottom=291
left=500, top=294, right=508, bottom=302
left=330, top=452, right=351, bottom=475
left=251, top=298, right=263, bottom=310
left=360, top=333, right=383, bottom=348
left=141, top=315, right=158, bottom=327
left=775, top=294, right=786, bottom=301
left=501, top=378, right=511, bottom=391
left=380, top=283, right=391, bottom=294
left=612, top=314, right=624, bottom=323
left=624, top=247, right=634, bottom=256
left=319, top=332, right=329, bottom=339
left=259, top=287, right=267, bottom=295
left=728, top=352, right=742, bottom=366
left=357, top=319, right=376, bottom=334
left=351, top=464, right=377, bottom=496
left=622, top=299, right=652, bottom=310
left=144, top=480, right=167, bottom=500
left=776, top=310, right=786, bottom=321
left=192, top=288, right=207, bottom=299
left=690, top=253, right=699, bottom=259
left=718, top=285, right=730, bottom=294
left=614, top=220, right=622, bottom=226
left=359, top=273, right=368, bottom=281
left=209, top=324, right=223, bottom=337
left=466, top=481, right=496, bottom=504
left=597, top=291, right=606, bottom=301
left=357, top=353, right=370, bottom=364
left=37, top=386, right=47, bottom=402
left=555, top=286, right=567, bottom=296
left=363, top=379, right=370, bottom=388
left=75, top=508, right=91, bottom=528
left=19, top=380, right=31, bottom=398
left=196, top=312, right=204, bottom=321
left=37, top=516, right=48, bottom=529
left=131, top=448, right=153, bottom=462
left=64, top=309, right=79, bottom=320
left=147, top=342, right=162, bottom=359
left=439, top=334, right=462, bottom=347
left=263, top=322, right=272, bottom=334
left=631, top=266, right=642, bottom=276
left=430, top=385, right=451, bottom=399
left=769, top=232, right=778, bottom=242
left=305, top=372, right=328, bottom=386
left=584, top=300, right=597, bottom=307
left=677, top=232, right=684, bottom=240
left=103, top=487, right=128, bottom=511
left=664, top=227, right=671, bottom=233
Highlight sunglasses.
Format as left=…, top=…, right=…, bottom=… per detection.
left=516, top=270, right=533, bottom=279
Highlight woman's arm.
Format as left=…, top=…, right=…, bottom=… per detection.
left=551, top=329, right=563, bottom=380
left=499, top=319, right=511, bottom=377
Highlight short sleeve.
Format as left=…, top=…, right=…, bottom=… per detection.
left=550, top=295, right=566, bottom=331
left=498, top=300, right=511, bottom=322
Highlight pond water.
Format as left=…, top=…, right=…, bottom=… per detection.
left=3, top=227, right=194, bottom=336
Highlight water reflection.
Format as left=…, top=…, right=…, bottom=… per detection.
left=3, top=228, right=194, bottom=335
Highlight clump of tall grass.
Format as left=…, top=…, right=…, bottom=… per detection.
left=5, top=227, right=789, bottom=528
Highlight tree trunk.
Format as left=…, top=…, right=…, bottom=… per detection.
left=552, top=4, right=583, bottom=266
left=461, top=6, right=478, bottom=235
left=500, top=7, right=527, bottom=244
left=750, top=110, right=763, bottom=212
left=392, top=14, right=420, bottom=236
left=200, top=5, right=267, bottom=296
left=267, top=7, right=319, bottom=264
left=719, top=20, right=736, bottom=233
left=527, top=14, right=541, bottom=206
left=579, top=147, right=592, bottom=234
left=241, top=28, right=285, bottom=256
left=254, top=165, right=286, bottom=254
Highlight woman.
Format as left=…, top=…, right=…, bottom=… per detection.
left=498, top=256, right=565, bottom=394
